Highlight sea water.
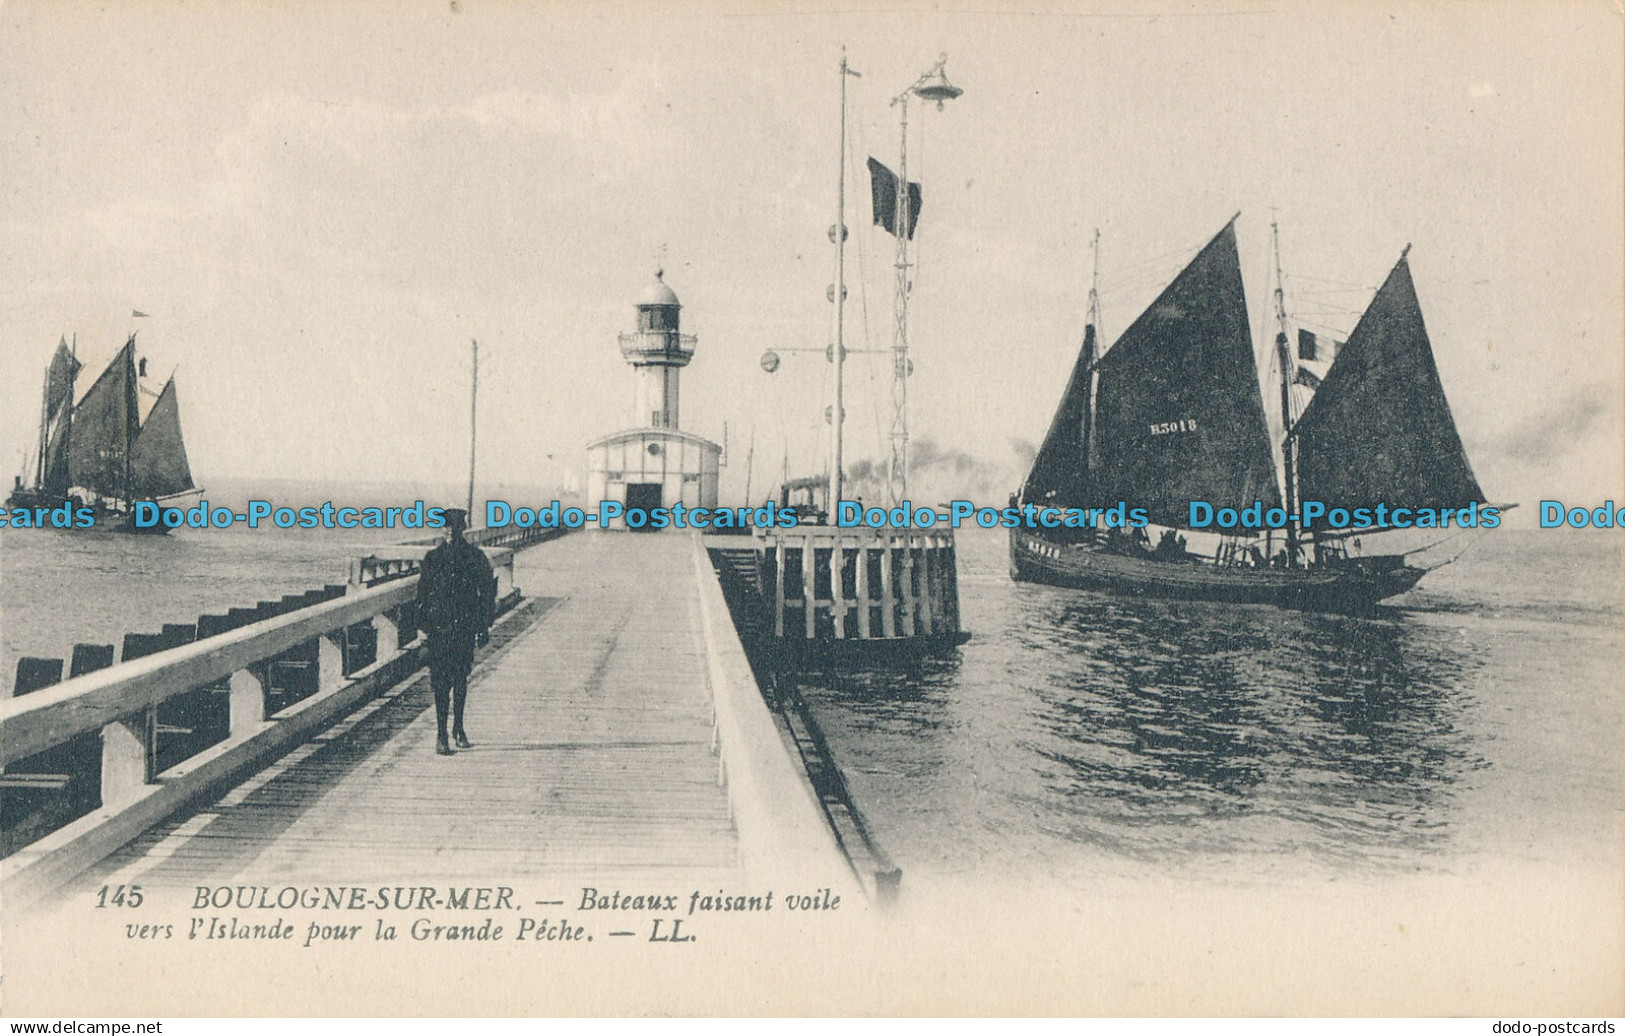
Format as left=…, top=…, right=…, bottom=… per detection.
left=3, top=517, right=1619, bottom=885
left=778, top=526, right=1624, bottom=884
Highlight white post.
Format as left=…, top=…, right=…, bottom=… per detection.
left=856, top=540, right=872, bottom=638
left=318, top=633, right=345, bottom=693
left=879, top=536, right=897, bottom=637
left=495, top=554, right=515, bottom=600
left=829, top=536, right=846, bottom=639
left=229, top=668, right=266, bottom=736
left=372, top=610, right=401, bottom=659
left=100, top=715, right=149, bottom=807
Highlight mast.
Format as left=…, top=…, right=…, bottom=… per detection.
left=887, top=81, right=910, bottom=507
left=1081, top=228, right=1101, bottom=477
left=63, top=334, right=75, bottom=496
left=830, top=51, right=859, bottom=511
left=743, top=427, right=756, bottom=508
left=33, top=360, right=50, bottom=489
left=1270, top=215, right=1299, bottom=567
left=123, top=333, right=136, bottom=511
left=467, top=339, right=479, bottom=519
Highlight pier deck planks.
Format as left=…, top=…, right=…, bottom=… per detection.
left=71, top=532, right=741, bottom=892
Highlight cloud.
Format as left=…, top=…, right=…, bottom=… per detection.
left=842, top=436, right=1030, bottom=502
left=1010, top=436, right=1038, bottom=467
left=1490, top=383, right=1616, bottom=464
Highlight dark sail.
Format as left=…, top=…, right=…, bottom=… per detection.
left=38, top=340, right=82, bottom=495
left=1020, top=323, right=1096, bottom=508
left=1291, top=253, right=1484, bottom=512
left=44, top=339, right=79, bottom=416
left=67, top=337, right=140, bottom=501
left=130, top=377, right=195, bottom=498
left=1089, top=221, right=1281, bottom=527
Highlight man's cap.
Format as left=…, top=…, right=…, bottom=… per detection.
left=444, top=508, right=469, bottom=530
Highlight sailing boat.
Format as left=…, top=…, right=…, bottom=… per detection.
left=7, top=333, right=199, bottom=532
left=1010, top=216, right=1489, bottom=612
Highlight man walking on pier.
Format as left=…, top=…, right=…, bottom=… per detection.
left=416, top=508, right=496, bottom=756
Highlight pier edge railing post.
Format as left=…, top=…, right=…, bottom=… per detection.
left=495, top=553, right=515, bottom=600
left=917, top=538, right=935, bottom=635
left=317, top=633, right=345, bottom=694
left=879, top=536, right=897, bottom=638
left=901, top=542, right=918, bottom=636
left=856, top=540, right=872, bottom=638
left=99, top=714, right=149, bottom=809
left=829, top=538, right=846, bottom=640
left=371, top=610, right=401, bottom=658
left=773, top=538, right=786, bottom=638
left=801, top=533, right=816, bottom=639
left=228, top=667, right=266, bottom=736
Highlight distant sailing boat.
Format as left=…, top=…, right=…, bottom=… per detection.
left=1010, top=216, right=1489, bottom=612
left=8, top=333, right=199, bottom=532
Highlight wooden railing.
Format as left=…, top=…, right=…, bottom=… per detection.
left=0, top=577, right=425, bottom=908
left=1, top=578, right=419, bottom=773
left=468, top=524, right=568, bottom=551
left=0, top=545, right=516, bottom=910
left=349, top=546, right=517, bottom=597
left=396, top=524, right=567, bottom=552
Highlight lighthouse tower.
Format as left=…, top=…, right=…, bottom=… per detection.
left=585, top=269, right=721, bottom=529
left=619, top=269, right=693, bottom=430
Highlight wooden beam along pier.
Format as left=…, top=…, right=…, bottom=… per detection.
left=2, top=533, right=866, bottom=912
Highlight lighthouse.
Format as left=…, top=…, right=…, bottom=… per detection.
left=585, top=269, right=722, bottom=529
left=620, top=269, right=691, bottom=430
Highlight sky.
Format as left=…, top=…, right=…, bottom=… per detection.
left=3, top=0, right=1621, bottom=519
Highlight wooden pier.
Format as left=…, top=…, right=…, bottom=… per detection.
left=4, top=532, right=855, bottom=909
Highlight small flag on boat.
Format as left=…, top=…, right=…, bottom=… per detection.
left=132, top=309, right=148, bottom=318
left=1298, top=328, right=1342, bottom=362
left=1293, top=366, right=1323, bottom=389
left=867, top=157, right=923, bottom=240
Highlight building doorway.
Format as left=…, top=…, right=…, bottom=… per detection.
left=625, top=482, right=662, bottom=531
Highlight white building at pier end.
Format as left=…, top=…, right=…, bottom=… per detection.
left=585, top=270, right=721, bottom=529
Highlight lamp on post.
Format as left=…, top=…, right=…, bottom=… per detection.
left=887, top=54, right=962, bottom=507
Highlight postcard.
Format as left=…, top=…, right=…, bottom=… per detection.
left=2, top=0, right=1620, bottom=1018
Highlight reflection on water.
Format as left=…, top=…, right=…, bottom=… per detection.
left=1017, top=596, right=1484, bottom=863
left=784, top=528, right=1617, bottom=879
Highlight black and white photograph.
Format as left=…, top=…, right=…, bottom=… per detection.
left=1, top=0, right=1621, bottom=1019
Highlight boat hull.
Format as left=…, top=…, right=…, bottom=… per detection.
left=1, top=489, right=171, bottom=535
left=1009, top=528, right=1425, bottom=612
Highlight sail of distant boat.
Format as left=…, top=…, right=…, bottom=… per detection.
left=9, top=332, right=198, bottom=526
left=66, top=336, right=140, bottom=501
left=36, top=340, right=81, bottom=498
left=129, top=376, right=195, bottom=499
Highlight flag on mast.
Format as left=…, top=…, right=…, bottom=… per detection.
left=867, top=158, right=922, bottom=240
